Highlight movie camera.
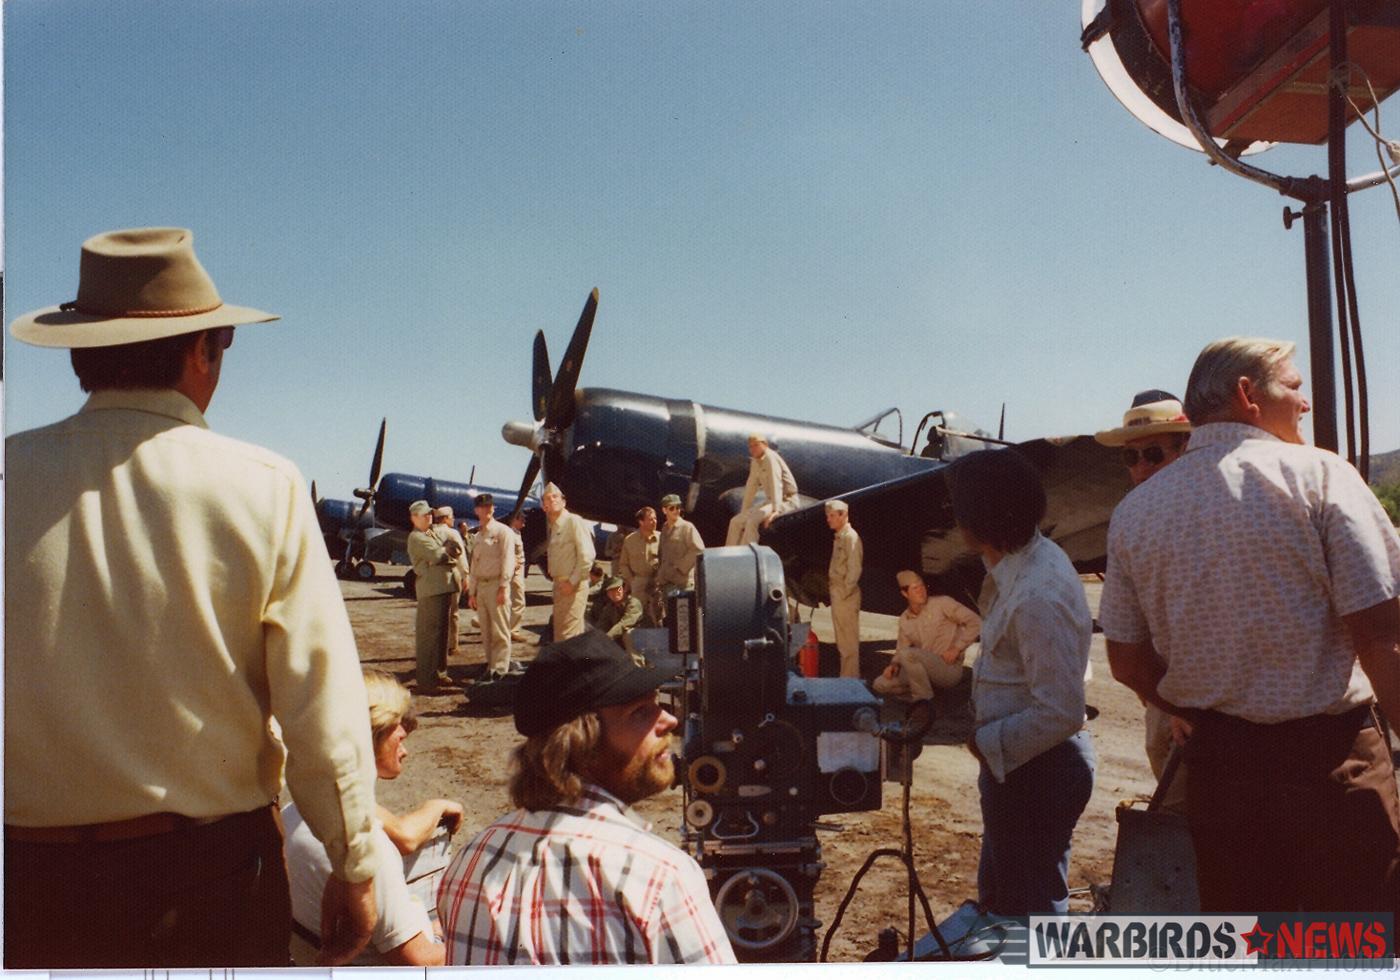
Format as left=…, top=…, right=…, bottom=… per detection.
left=665, top=544, right=888, bottom=961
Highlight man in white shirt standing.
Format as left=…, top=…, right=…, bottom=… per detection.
left=1101, top=337, right=1400, bottom=913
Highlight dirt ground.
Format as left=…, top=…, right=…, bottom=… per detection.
left=347, top=564, right=1158, bottom=964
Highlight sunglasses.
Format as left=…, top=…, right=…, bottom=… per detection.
left=1121, top=445, right=1169, bottom=467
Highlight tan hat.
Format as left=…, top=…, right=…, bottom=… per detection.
left=11, top=228, right=279, bottom=348
left=543, top=482, right=563, bottom=497
left=824, top=499, right=848, bottom=513
left=433, top=505, right=454, bottom=520
left=409, top=500, right=433, bottom=517
left=1094, top=389, right=1192, bottom=447
left=895, top=570, right=923, bottom=589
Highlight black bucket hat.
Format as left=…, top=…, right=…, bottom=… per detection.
left=514, top=630, right=667, bottom=737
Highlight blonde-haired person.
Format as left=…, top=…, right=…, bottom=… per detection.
left=284, top=669, right=463, bottom=966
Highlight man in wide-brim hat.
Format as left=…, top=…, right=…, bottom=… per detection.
left=5, top=228, right=379, bottom=968
left=1095, top=388, right=1193, bottom=815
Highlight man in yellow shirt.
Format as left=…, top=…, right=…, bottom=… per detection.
left=5, top=228, right=378, bottom=968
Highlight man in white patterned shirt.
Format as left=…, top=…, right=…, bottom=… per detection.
left=437, top=630, right=736, bottom=965
left=1100, top=337, right=1400, bottom=913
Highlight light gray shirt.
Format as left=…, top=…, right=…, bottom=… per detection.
left=971, top=531, right=1092, bottom=782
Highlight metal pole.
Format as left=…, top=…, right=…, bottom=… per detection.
left=1285, top=202, right=1339, bottom=452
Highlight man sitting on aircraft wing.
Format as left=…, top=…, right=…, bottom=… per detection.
left=725, top=432, right=799, bottom=546
left=873, top=570, right=981, bottom=704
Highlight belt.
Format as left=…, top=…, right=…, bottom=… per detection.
left=6, top=806, right=258, bottom=845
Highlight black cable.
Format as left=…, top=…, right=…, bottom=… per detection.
left=1328, top=0, right=1357, bottom=467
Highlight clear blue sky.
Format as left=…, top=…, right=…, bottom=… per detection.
left=6, top=1, right=1398, bottom=500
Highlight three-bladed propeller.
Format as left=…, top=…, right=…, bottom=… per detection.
left=503, top=288, right=599, bottom=518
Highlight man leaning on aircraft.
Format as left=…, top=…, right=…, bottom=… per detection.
left=4, top=227, right=379, bottom=968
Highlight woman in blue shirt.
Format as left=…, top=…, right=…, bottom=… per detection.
left=949, top=449, right=1096, bottom=918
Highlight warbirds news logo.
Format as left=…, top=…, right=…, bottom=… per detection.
left=1028, top=914, right=1394, bottom=967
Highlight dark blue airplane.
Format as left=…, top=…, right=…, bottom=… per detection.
left=501, top=290, right=1130, bottom=614
left=312, top=419, right=549, bottom=583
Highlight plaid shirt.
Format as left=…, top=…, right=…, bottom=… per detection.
left=437, top=785, right=736, bottom=965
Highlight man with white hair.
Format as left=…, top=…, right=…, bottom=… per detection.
left=825, top=499, right=864, bottom=678
left=1100, top=337, right=1400, bottom=913
left=725, top=433, right=799, bottom=546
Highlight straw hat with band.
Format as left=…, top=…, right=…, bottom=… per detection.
left=10, top=228, right=278, bottom=348
left=1094, top=389, right=1191, bottom=447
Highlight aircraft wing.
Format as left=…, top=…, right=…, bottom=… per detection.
left=761, top=435, right=1131, bottom=616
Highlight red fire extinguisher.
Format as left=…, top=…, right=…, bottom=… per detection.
left=799, top=629, right=821, bottom=678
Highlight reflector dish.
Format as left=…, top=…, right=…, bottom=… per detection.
left=1082, top=0, right=1274, bottom=156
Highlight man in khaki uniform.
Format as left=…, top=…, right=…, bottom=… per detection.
left=617, top=506, right=661, bottom=624
left=656, top=494, right=705, bottom=625
left=434, top=506, right=470, bottom=658
left=874, top=570, right=982, bottom=702
left=508, top=513, right=529, bottom=642
left=725, top=433, right=798, bottom=546
left=469, top=493, right=515, bottom=681
left=590, top=576, right=646, bottom=662
left=825, top=499, right=863, bottom=678
left=543, top=483, right=596, bottom=641
left=408, top=499, right=463, bottom=691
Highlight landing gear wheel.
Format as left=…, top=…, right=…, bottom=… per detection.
left=355, top=560, right=376, bottom=581
left=335, top=559, right=353, bottom=579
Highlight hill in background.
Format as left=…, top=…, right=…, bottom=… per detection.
left=1370, top=448, right=1400, bottom=487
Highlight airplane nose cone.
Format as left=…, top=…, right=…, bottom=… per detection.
left=502, top=420, right=541, bottom=451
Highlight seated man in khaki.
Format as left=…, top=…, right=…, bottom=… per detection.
left=873, top=570, right=981, bottom=702
left=590, top=575, right=645, bottom=661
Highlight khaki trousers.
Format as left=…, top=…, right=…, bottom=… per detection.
left=447, top=590, right=461, bottom=659
left=510, top=567, right=526, bottom=632
left=415, top=591, right=453, bottom=687
left=1143, top=702, right=1188, bottom=814
left=873, top=646, right=965, bottom=701
left=726, top=503, right=774, bottom=546
left=830, top=584, right=861, bottom=678
left=552, top=580, right=589, bottom=641
left=475, top=576, right=512, bottom=673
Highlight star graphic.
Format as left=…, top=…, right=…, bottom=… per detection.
left=1242, top=921, right=1273, bottom=956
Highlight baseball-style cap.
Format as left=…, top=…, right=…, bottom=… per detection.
left=514, top=630, right=668, bottom=737
left=660, top=494, right=682, bottom=508
left=474, top=492, right=494, bottom=508
left=896, top=570, right=923, bottom=589
left=824, top=499, right=849, bottom=513
left=409, top=500, right=432, bottom=516
left=603, top=575, right=624, bottom=591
